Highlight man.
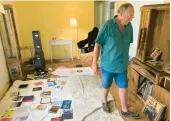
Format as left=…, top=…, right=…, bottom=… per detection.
left=91, top=3, right=140, bottom=119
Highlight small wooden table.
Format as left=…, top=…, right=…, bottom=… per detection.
left=49, top=40, right=73, bottom=63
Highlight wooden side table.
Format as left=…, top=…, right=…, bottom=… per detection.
left=49, top=40, right=73, bottom=63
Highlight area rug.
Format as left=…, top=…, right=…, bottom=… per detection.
left=64, top=75, right=124, bottom=121
left=0, top=75, right=124, bottom=121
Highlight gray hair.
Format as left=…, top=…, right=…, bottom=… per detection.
left=117, top=3, right=133, bottom=14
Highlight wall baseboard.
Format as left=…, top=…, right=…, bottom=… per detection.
left=45, top=58, right=74, bottom=63
left=0, top=82, right=11, bottom=100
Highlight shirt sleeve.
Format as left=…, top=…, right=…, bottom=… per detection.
left=95, top=23, right=107, bottom=45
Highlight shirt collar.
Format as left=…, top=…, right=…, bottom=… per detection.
left=113, top=15, right=118, bottom=24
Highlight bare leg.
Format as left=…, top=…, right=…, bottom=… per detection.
left=102, top=88, right=110, bottom=103
left=119, top=88, right=128, bottom=112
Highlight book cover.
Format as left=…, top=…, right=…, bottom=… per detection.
left=10, top=102, right=22, bottom=108
left=60, top=100, right=72, bottom=109
left=34, top=82, right=44, bottom=86
left=33, top=87, right=42, bottom=91
left=48, top=106, right=60, bottom=113
left=10, top=92, right=19, bottom=97
left=51, top=117, right=61, bottom=121
left=22, top=95, right=34, bottom=102
left=35, top=104, right=47, bottom=110
left=1, top=110, right=15, bottom=118
left=143, top=81, right=153, bottom=101
left=40, top=97, right=51, bottom=104
left=40, top=91, right=51, bottom=97
left=1, top=118, right=12, bottom=121
left=62, top=109, right=73, bottom=120
left=15, top=115, right=28, bottom=121
left=13, top=96, right=23, bottom=101
left=18, top=84, right=28, bottom=89
left=143, top=96, right=166, bottom=121
left=47, top=80, right=57, bottom=87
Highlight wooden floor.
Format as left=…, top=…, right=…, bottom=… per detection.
left=110, top=83, right=149, bottom=121
left=47, top=58, right=149, bottom=121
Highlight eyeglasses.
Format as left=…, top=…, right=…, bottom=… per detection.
left=124, top=12, right=134, bottom=19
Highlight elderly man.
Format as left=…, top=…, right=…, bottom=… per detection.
left=92, top=3, right=140, bottom=119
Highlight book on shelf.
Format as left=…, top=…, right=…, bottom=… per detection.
left=143, top=81, right=153, bottom=101
left=137, top=75, right=154, bottom=101
left=143, top=96, right=166, bottom=121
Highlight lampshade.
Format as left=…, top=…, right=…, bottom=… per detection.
left=70, top=18, right=78, bottom=28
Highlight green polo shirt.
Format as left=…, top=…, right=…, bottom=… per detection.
left=95, top=17, right=133, bottom=73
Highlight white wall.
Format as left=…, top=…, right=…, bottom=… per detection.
left=94, top=1, right=110, bottom=28
left=114, top=0, right=166, bottom=58
left=0, top=37, right=10, bottom=96
left=0, top=3, right=10, bottom=98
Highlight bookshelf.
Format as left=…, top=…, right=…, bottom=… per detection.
left=128, top=4, right=170, bottom=121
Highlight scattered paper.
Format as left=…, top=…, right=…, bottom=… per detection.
left=51, top=67, right=94, bottom=77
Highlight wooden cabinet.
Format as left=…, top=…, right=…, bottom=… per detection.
left=128, top=4, right=170, bottom=121
left=136, top=4, right=170, bottom=74
left=0, top=5, right=24, bottom=82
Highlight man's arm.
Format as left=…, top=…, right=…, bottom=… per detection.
left=91, top=43, right=101, bottom=74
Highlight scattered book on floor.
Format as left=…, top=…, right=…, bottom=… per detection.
left=9, top=91, right=19, bottom=97
left=33, top=87, right=42, bottom=91
left=143, top=96, right=166, bottom=121
left=55, top=85, right=62, bottom=91
left=22, top=95, right=34, bottom=102
left=62, top=109, right=73, bottom=120
left=18, top=84, right=28, bottom=89
left=10, top=102, right=22, bottom=108
left=15, top=107, right=30, bottom=115
left=1, top=118, right=12, bottom=121
left=40, top=90, right=51, bottom=97
left=34, top=81, right=44, bottom=86
left=35, top=104, right=47, bottom=110
left=57, top=80, right=67, bottom=86
left=40, top=97, right=51, bottom=104
left=51, top=97, right=61, bottom=106
left=60, top=100, right=72, bottom=109
left=51, top=117, right=61, bottom=121
left=48, top=106, right=60, bottom=113
left=1, top=110, right=15, bottom=118
left=12, top=96, right=23, bottom=101
left=14, top=115, right=28, bottom=121
left=47, top=79, right=57, bottom=87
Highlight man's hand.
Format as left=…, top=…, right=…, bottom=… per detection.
left=91, top=63, right=100, bottom=75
